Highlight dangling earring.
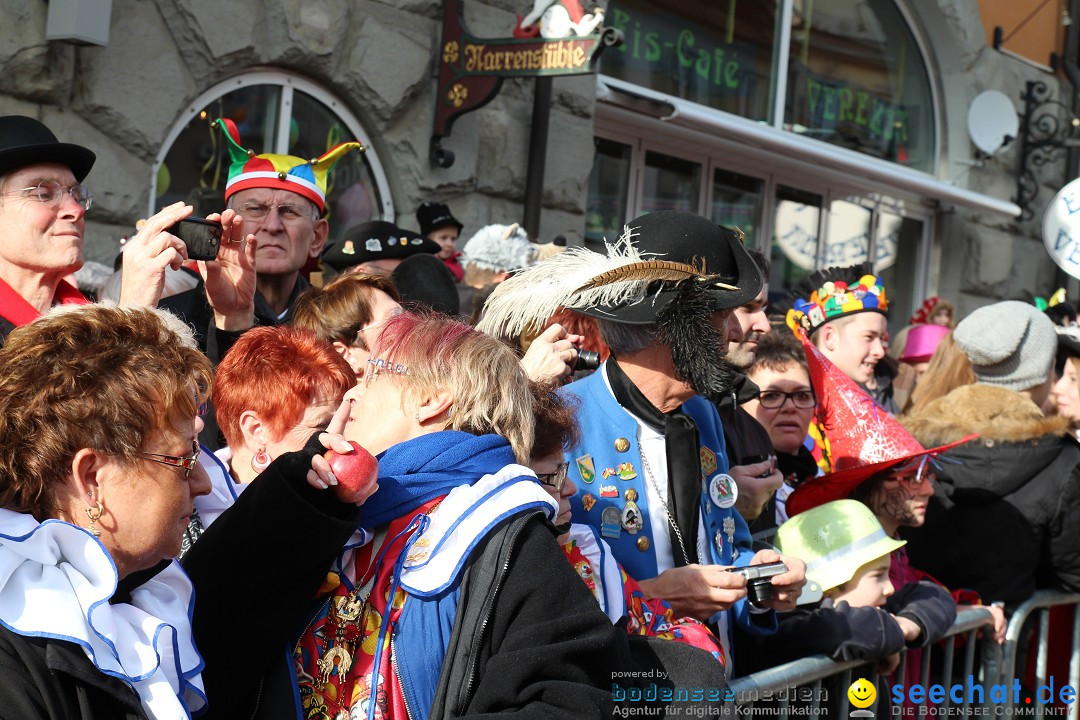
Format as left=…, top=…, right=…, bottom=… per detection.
left=414, top=411, right=421, bottom=423
left=85, top=501, right=103, bottom=538
left=251, top=447, right=272, bottom=473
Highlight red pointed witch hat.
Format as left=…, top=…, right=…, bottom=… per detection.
left=785, top=329, right=976, bottom=517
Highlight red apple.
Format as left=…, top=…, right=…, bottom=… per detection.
left=324, top=441, right=379, bottom=502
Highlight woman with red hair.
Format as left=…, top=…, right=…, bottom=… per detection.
left=213, top=325, right=355, bottom=485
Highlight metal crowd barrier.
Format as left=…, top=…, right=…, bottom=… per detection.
left=729, top=592, right=1080, bottom=719
left=729, top=607, right=992, bottom=716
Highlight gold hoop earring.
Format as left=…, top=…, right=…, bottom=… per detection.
left=85, top=501, right=103, bottom=538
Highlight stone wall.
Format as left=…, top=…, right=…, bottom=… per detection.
left=0, top=0, right=597, bottom=265
left=911, top=0, right=1073, bottom=316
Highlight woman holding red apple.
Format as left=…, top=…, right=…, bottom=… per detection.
left=285, top=312, right=631, bottom=720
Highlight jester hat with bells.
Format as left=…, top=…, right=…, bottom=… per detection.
left=477, top=210, right=762, bottom=403
left=783, top=328, right=976, bottom=517
left=215, top=118, right=363, bottom=213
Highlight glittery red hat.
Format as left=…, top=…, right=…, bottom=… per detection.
left=785, top=329, right=975, bottom=517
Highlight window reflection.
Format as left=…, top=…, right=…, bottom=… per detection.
left=771, top=185, right=820, bottom=297
left=710, top=169, right=764, bottom=247
left=877, top=212, right=923, bottom=325
left=585, top=138, right=633, bottom=244
left=824, top=199, right=871, bottom=267
left=642, top=151, right=702, bottom=215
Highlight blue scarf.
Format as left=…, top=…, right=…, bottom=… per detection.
left=359, top=431, right=516, bottom=528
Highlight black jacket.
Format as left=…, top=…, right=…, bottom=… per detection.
left=716, top=374, right=778, bottom=534
left=0, top=620, right=147, bottom=719
left=0, top=316, right=14, bottom=348
left=901, top=384, right=1080, bottom=604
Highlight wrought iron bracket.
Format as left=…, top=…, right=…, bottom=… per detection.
left=1016, top=80, right=1080, bottom=221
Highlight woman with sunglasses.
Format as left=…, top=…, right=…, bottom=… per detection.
left=530, top=387, right=725, bottom=659
left=0, top=304, right=373, bottom=720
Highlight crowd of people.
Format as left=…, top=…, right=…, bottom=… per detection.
left=1, top=112, right=1078, bottom=720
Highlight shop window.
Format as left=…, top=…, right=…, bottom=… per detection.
left=585, top=138, right=634, bottom=245
left=876, top=212, right=923, bottom=332
left=152, top=71, right=393, bottom=245
left=600, top=0, right=777, bottom=121
left=641, top=151, right=702, bottom=215
left=710, top=168, right=764, bottom=247
left=784, top=0, right=935, bottom=172
left=824, top=198, right=872, bottom=267
left=771, top=185, right=821, bottom=298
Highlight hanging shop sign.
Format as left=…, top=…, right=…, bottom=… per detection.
left=1043, top=177, right=1080, bottom=280
left=431, top=0, right=620, bottom=167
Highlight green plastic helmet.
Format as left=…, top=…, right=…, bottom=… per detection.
left=776, top=499, right=905, bottom=603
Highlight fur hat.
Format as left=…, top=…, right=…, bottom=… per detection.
left=953, top=301, right=1057, bottom=392
left=461, top=223, right=536, bottom=273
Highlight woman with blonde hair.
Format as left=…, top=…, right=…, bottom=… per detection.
left=284, top=312, right=631, bottom=720
left=902, top=331, right=975, bottom=416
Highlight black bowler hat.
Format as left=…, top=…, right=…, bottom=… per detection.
left=416, top=202, right=464, bottom=237
left=0, top=115, right=96, bottom=181
left=391, top=253, right=461, bottom=317
left=322, top=220, right=439, bottom=271
left=580, top=211, right=763, bottom=325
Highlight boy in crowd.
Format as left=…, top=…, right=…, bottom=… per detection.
left=416, top=201, right=465, bottom=282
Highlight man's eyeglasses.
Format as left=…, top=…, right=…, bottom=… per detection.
left=236, top=202, right=316, bottom=225
left=758, top=389, right=817, bottom=409
left=139, top=440, right=201, bottom=479
left=536, top=462, right=569, bottom=492
left=0, top=180, right=92, bottom=211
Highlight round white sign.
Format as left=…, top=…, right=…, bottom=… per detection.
left=1043, top=177, right=1080, bottom=280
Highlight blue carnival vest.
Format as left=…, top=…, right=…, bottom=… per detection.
left=562, top=366, right=754, bottom=580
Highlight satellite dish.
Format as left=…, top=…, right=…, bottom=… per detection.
left=967, top=90, right=1019, bottom=155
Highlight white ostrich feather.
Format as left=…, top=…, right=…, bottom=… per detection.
left=477, top=226, right=714, bottom=338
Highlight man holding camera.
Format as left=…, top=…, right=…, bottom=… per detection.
left=0, top=115, right=250, bottom=346
left=478, top=211, right=806, bottom=671
left=161, top=118, right=361, bottom=349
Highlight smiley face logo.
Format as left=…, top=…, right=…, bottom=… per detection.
left=848, top=678, right=876, bottom=709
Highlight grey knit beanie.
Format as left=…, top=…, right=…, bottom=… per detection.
left=953, top=301, right=1056, bottom=391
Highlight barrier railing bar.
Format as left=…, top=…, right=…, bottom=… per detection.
left=1038, top=607, right=1051, bottom=720
left=962, top=628, right=978, bottom=712
left=838, top=668, right=852, bottom=716
left=943, top=635, right=957, bottom=710
left=1070, top=608, right=1080, bottom=720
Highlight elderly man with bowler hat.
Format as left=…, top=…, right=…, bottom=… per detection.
left=0, top=115, right=252, bottom=347
left=161, top=118, right=361, bottom=349
left=478, top=210, right=806, bottom=673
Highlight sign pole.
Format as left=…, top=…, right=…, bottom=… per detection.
left=523, top=76, right=553, bottom=240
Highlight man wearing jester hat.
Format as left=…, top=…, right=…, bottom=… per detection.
left=478, top=211, right=807, bottom=670
left=162, top=118, right=362, bottom=349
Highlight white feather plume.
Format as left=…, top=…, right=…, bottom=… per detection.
left=477, top=226, right=712, bottom=338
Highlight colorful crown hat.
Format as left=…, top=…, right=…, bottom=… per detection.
left=786, top=273, right=888, bottom=335
left=215, top=117, right=364, bottom=213
left=784, top=328, right=976, bottom=517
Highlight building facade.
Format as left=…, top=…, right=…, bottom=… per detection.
left=0, top=0, right=1073, bottom=328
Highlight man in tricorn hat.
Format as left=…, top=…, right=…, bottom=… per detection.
left=477, top=210, right=806, bottom=666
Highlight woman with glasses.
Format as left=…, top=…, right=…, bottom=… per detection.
left=284, top=312, right=631, bottom=720
left=0, top=304, right=374, bottom=719
left=530, top=386, right=726, bottom=659
left=742, top=330, right=821, bottom=523
left=291, top=272, right=403, bottom=381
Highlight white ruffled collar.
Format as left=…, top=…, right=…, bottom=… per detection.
left=0, top=508, right=206, bottom=718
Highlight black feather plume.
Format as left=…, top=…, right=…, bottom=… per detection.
left=657, top=280, right=735, bottom=404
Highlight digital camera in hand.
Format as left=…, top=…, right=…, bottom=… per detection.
left=726, top=561, right=787, bottom=606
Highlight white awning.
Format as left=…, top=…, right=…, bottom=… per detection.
left=598, top=75, right=1021, bottom=218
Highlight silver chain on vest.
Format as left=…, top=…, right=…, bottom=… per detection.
left=639, top=450, right=695, bottom=565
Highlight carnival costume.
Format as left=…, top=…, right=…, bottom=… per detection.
left=0, top=509, right=204, bottom=719
left=291, top=430, right=626, bottom=720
